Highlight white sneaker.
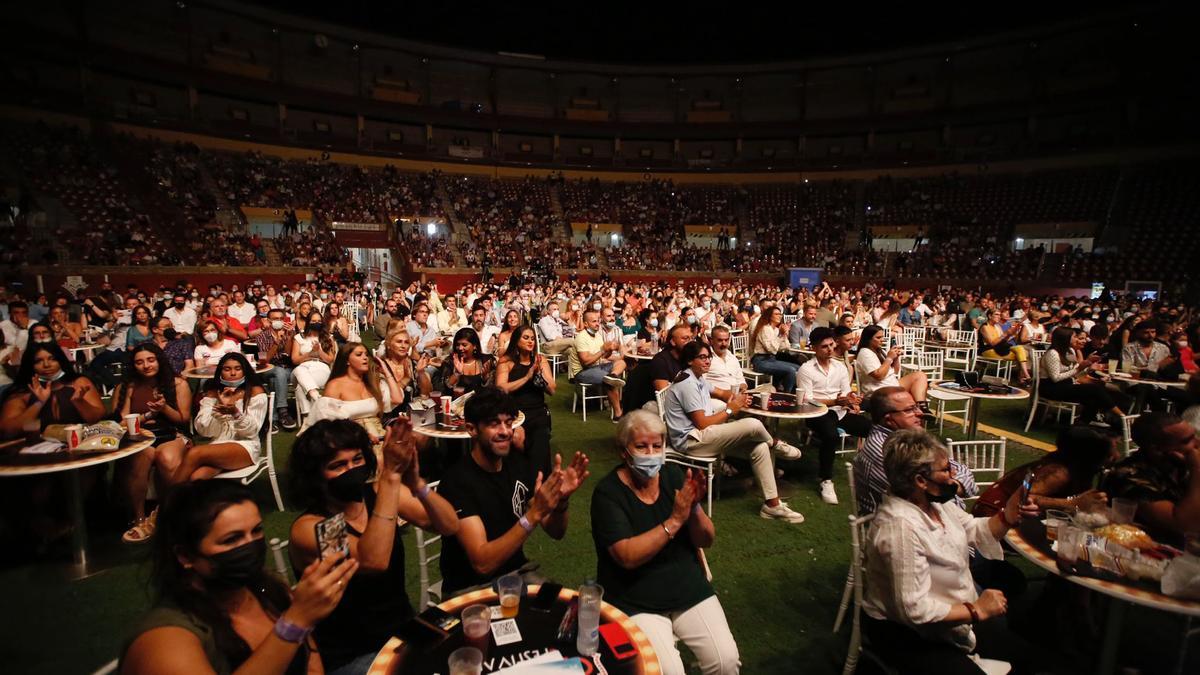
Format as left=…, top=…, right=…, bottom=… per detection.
left=760, top=502, right=805, bottom=523
left=820, top=480, right=839, bottom=505
left=602, top=375, right=626, bottom=389
left=772, top=440, right=802, bottom=460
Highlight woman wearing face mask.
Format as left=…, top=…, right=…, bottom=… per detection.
left=497, top=325, right=556, bottom=477
left=291, top=311, right=337, bottom=419
left=590, top=410, right=738, bottom=675
left=172, top=354, right=267, bottom=485
left=121, top=480, right=358, bottom=675
left=193, top=319, right=239, bottom=367
left=115, top=343, right=193, bottom=543
left=325, top=302, right=351, bottom=346
left=862, top=429, right=1050, bottom=675
left=439, top=328, right=495, bottom=397
left=0, top=342, right=105, bottom=436
left=288, top=419, right=458, bottom=674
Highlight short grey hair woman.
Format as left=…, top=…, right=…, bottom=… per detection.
left=860, top=429, right=1045, bottom=674
left=590, top=409, right=739, bottom=675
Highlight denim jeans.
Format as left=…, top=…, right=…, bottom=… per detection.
left=265, top=363, right=292, bottom=412
left=750, top=354, right=799, bottom=393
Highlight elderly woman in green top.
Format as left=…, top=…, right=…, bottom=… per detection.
left=590, top=410, right=739, bottom=675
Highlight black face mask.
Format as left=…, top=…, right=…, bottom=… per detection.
left=173, top=302, right=185, bottom=309
left=162, top=328, right=178, bottom=341
left=926, top=478, right=958, bottom=504
left=309, top=322, right=325, bottom=333
left=328, top=465, right=369, bottom=503
left=201, top=538, right=266, bottom=589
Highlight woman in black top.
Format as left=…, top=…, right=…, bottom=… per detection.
left=440, top=327, right=495, bottom=396
left=496, top=325, right=556, bottom=477
left=288, top=419, right=458, bottom=675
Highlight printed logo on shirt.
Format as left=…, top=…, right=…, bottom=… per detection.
left=511, top=480, right=529, bottom=518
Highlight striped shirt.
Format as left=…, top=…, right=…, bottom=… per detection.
left=854, top=425, right=978, bottom=516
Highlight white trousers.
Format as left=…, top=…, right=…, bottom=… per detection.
left=292, top=361, right=331, bottom=415
left=685, top=418, right=777, bottom=501
left=632, top=595, right=740, bottom=675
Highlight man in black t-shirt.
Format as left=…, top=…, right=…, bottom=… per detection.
left=438, top=387, right=590, bottom=596
left=624, top=324, right=692, bottom=414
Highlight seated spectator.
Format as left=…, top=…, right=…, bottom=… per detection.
left=974, top=426, right=1116, bottom=517
left=255, top=308, right=298, bottom=430
left=591, top=410, right=739, bottom=675
left=325, top=301, right=352, bottom=346
left=787, top=304, right=821, bottom=346
left=1037, top=326, right=1130, bottom=425
left=439, top=327, right=496, bottom=398
left=162, top=291, right=197, bottom=336
left=376, top=328, right=432, bottom=408
left=663, top=340, right=804, bottom=523
left=291, top=312, right=337, bottom=418
left=703, top=325, right=744, bottom=393
left=0, top=330, right=17, bottom=398
left=287, top=419, right=458, bottom=674
left=120, top=480, right=356, bottom=675
left=438, top=387, right=589, bottom=596
left=0, top=300, right=30, bottom=352
left=854, top=387, right=976, bottom=516
left=113, top=344, right=192, bottom=543
left=862, top=429, right=1044, bottom=675
left=151, top=316, right=195, bottom=375
left=192, top=320, right=240, bottom=367
left=405, top=303, right=446, bottom=357
left=799, top=327, right=872, bottom=506
left=374, top=299, right=403, bottom=340
left=568, top=309, right=627, bottom=420
left=1100, top=411, right=1200, bottom=545
left=244, top=299, right=274, bottom=338
left=536, top=300, right=576, bottom=356
left=978, top=309, right=1031, bottom=384
left=854, top=325, right=930, bottom=413
left=46, top=305, right=83, bottom=347
left=0, top=342, right=105, bottom=436
left=494, top=309, right=523, bottom=357
left=750, top=307, right=799, bottom=393
left=467, top=303, right=500, bottom=355
left=204, top=297, right=249, bottom=342
left=168, top=353, right=266, bottom=484
left=306, top=342, right=394, bottom=461
left=226, top=290, right=256, bottom=327
left=125, top=305, right=155, bottom=351
left=436, top=295, right=467, bottom=334
left=496, top=325, right=556, bottom=478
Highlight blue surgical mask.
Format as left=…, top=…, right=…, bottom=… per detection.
left=686, top=315, right=697, bottom=325
left=219, top=377, right=246, bottom=388
left=628, top=452, right=665, bottom=481
left=649, top=318, right=659, bottom=328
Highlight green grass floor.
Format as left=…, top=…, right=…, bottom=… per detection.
left=1, top=368, right=1194, bottom=674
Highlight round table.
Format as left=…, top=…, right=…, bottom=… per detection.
left=931, top=381, right=1028, bottom=439
left=626, top=352, right=655, bottom=361
left=1110, top=372, right=1187, bottom=390
left=743, top=400, right=829, bottom=436
left=413, top=410, right=525, bottom=440
left=69, top=343, right=103, bottom=367
left=182, top=363, right=275, bottom=380
left=0, top=433, right=154, bottom=578
left=366, top=584, right=661, bottom=675
left=1005, top=520, right=1200, bottom=675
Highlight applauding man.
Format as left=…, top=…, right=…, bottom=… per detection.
left=439, top=387, right=590, bottom=596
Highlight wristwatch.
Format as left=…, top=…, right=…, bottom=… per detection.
left=724, top=407, right=734, bottom=416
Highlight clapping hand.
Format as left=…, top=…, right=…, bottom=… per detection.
left=380, top=416, right=418, bottom=482
left=556, top=452, right=591, bottom=501
left=29, top=377, right=52, bottom=404
left=69, top=380, right=91, bottom=403
left=146, top=390, right=166, bottom=412
left=529, top=469, right=565, bottom=523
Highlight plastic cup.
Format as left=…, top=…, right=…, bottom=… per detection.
left=1107, top=359, right=1118, bottom=375
left=461, top=605, right=491, bottom=660
left=1110, top=498, right=1137, bottom=525
left=123, top=414, right=141, bottom=436
left=497, top=573, right=522, bottom=618
left=1057, top=525, right=1084, bottom=564
left=448, top=646, right=483, bottom=675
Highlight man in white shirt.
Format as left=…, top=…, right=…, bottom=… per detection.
left=467, top=305, right=500, bottom=355
left=798, top=327, right=872, bottom=505
left=703, top=325, right=745, bottom=393
left=406, top=303, right=446, bottom=355
left=163, top=291, right=198, bottom=336
left=536, top=301, right=575, bottom=355
left=436, top=295, right=467, bottom=334
left=226, top=290, right=256, bottom=327
left=0, top=301, right=30, bottom=352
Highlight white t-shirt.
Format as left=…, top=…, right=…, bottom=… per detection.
left=227, top=302, right=257, bottom=327
left=704, top=349, right=744, bottom=393
left=193, top=339, right=240, bottom=366
left=854, top=348, right=900, bottom=395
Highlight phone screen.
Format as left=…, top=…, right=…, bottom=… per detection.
left=1019, top=469, right=1035, bottom=502
left=314, top=512, right=349, bottom=560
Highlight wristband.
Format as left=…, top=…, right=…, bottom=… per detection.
left=273, top=616, right=312, bottom=643
left=662, top=522, right=675, bottom=539
left=372, top=511, right=397, bottom=522
left=416, top=483, right=432, bottom=500
left=518, top=515, right=535, bottom=533
left=964, top=602, right=980, bottom=625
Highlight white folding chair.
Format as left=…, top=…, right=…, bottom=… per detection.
left=658, top=388, right=720, bottom=516
left=415, top=481, right=444, bottom=608
left=535, top=324, right=566, bottom=377
left=919, top=350, right=970, bottom=433
left=840, top=511, right=876, bottom=675
left=731, top=331, right=766, bottom=388
left=1121, top=414, right=1139, bottom=456
left=941, top=329, right=977, bottom=372
left=269, top=537, right=294, bottom=585
left=1022, top=351, right=1080, bottom=431
left=975, top=351, right=1015, bottom=382
left=570, top=379, right=608, bottom=422
left=946, top=437, right=1007, bottom=497
left=214, top=392, right=285, bottom=511
left=834, top=462, right=859, bottom=633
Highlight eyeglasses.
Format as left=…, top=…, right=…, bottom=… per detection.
left=887, top=405, right=922, bottom=415
left=695, top=354, right=712, bottom=360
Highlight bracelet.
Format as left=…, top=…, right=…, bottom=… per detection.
left=518, top=515, right=535, bottom=533
left=661, top=522, right=676, bottom=539
left=372, top=511, right=397, bottom=522
left=273, top=616, right=312, bottom=643
left=416, top=483, right=432, bottom=500
left=964, top=602, right=980, bottom=625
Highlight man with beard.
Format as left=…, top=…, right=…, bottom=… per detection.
left=437, top=387, right=590, bottom=595
left=1102, top=412, right=1200, bottom=545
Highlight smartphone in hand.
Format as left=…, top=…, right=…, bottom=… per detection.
left=314, top=512, right=349, bottom=561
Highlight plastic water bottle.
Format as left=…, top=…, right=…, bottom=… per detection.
left=575, top=581, right=604, bottom=655
left=650, top=332, right=660, bottom=353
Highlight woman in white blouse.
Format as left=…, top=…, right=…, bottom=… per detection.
left=863, top=430, right=1043, bottom=675
left=291, top=310, right=337, bottom=418
left=854, top=325, right=929, bottom=414
left=305, top=342, right=395, bottom=463
left=170, top=353, right=268, bottom=484
left=1039, top=326, right=1130, bottom=425
left=749, top=306, right=800, bottom=392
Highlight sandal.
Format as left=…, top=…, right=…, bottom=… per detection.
left=122, top=506, right=158, bottom=544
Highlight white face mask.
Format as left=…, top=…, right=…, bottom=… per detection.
left=551, top=310, right=560, bottom=319
left=270, top=320, right=285, bottom=330
left=203, top=331, right=220, bottom=344
left=592, top=302, right=602, bottom=311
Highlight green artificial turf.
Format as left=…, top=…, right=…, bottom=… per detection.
left=0, top=361, right=1193, bottom=674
